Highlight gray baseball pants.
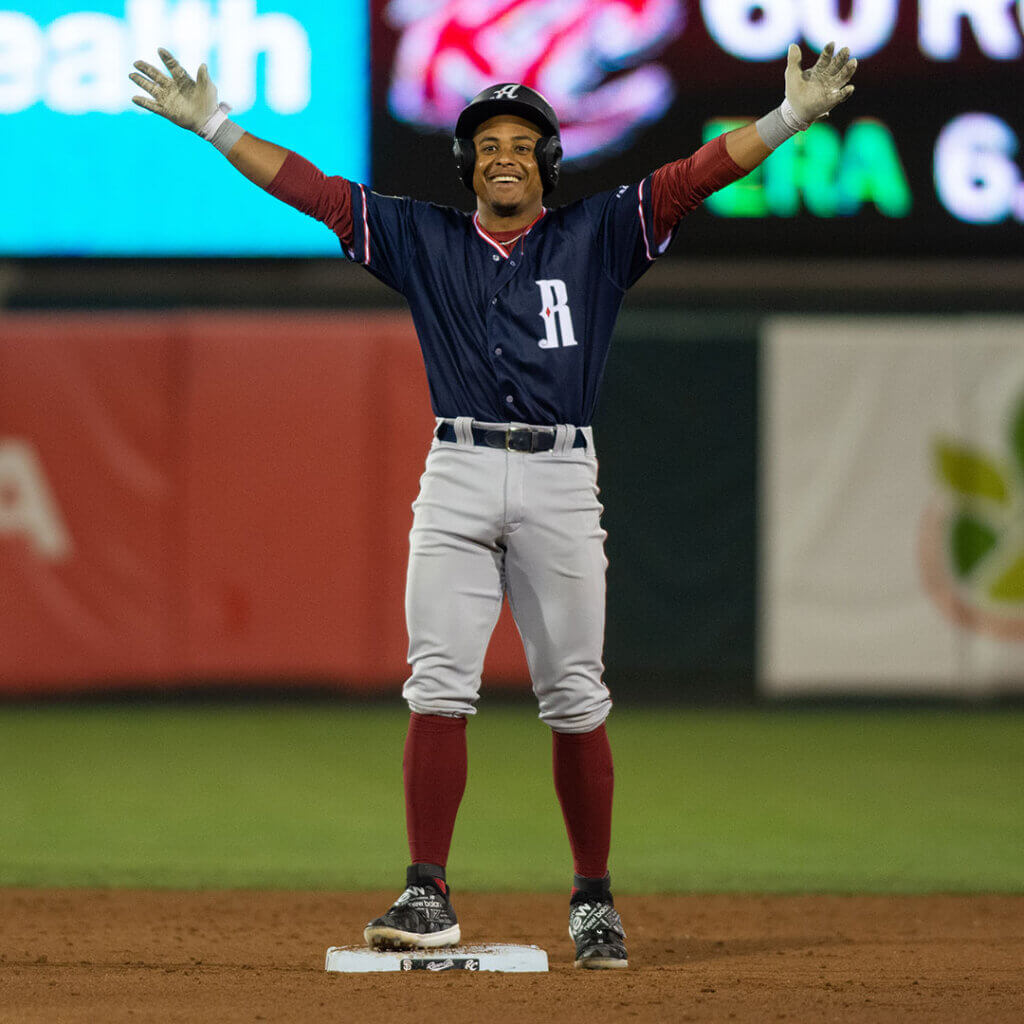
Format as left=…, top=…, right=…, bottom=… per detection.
left=402, top=418, right=612, bottom=733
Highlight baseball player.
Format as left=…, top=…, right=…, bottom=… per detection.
left=130, top=42, right=856, bottom=968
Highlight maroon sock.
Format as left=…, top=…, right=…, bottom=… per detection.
left=552, top=724, right=614, bottom=879
left=403, top=712, right=467, bottom=868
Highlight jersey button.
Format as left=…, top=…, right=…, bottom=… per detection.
left=505, top=395, right=514, bottom=404
left=494, top=347, right=502, bottom=356
left=509, top=260, right=516, bottom=267
left=492, top=254, right=500, bottom=262
left=492, top=298, right=497, bottom=305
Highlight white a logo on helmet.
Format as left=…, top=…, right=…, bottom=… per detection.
left=490, top=84, right=521, bottom=100
left=537, top=280, right=577, bottom=349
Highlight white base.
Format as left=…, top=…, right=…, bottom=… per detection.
left=325, top=944, right=549, bottom=973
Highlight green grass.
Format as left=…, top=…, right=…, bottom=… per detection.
left=1, top=704, right=1021, bottom=892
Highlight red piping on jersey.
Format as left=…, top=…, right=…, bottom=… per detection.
left=473, top=215, right=508, bottom=258
left=472, top=209, right=546, bottom=258
left=637, top=179, right=654, bottom=262
left=358, top=183, right=370, bottom=264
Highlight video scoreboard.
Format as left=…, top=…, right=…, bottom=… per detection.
left=373, top=0, right=1024, bottom=259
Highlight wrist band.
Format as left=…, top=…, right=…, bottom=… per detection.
left=198, top=102, right=245, bottom=155
left=780, top=97, right=811, bottom=132
left=755, top=98, right=811, bottom=151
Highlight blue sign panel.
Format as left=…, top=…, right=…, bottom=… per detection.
left=0, top=1, right=368, bottom=254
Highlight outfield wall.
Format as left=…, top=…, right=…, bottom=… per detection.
left=0, top=312, right=530, bottom=695
left=1, top=311, right=1022, bottom=699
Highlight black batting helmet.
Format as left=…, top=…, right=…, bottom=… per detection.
left=452, top=83, right=563, bottom=196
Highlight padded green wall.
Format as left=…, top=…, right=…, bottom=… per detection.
left=594, top=311, right=759, bottom=703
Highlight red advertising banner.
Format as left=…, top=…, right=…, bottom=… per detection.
left=0, top=313, right=529, bottom=695
left=0, top=316, right=178, bottom=688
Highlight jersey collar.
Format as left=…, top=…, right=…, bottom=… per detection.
left=472, top=209, right=547, bottom=259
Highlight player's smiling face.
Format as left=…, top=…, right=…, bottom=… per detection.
left=472, top=115, right=544, bottom=225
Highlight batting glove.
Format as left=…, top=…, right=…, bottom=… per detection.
left=129, top=48, right=227, bottom=138
left=783, top=42, right=857, bottom=128
left=756, top=41, right=857, bottom=150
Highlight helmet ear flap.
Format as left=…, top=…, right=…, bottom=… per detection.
left=452, top=137, right=476, bottom=190
left=534, top=136, right=563, bottom=195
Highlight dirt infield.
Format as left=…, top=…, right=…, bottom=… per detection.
left=0, top=889, right=1021, bottom=1022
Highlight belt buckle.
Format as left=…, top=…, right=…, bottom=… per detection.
left=505, top=426, right=532, bottom=452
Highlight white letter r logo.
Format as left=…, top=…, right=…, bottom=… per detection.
left=536, top=279, right=578, bottom=349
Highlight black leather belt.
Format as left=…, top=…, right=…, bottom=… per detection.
left=435, top=422, right=586, bottom=452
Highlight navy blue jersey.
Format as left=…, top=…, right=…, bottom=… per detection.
left=346, top=178, right=666, bottom=426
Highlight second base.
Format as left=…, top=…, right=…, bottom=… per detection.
left=325, top=944, right=548, bottom=973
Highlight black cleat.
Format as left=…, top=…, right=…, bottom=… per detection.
left=569, top=892, right=628, bottom=969
left=364, top=864, right=460, bottom=951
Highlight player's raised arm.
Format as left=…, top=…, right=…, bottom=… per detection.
left=649, top=42, right=857, bottom=246
left=130, top=48, right=355, bottom=244
left=129, top=48, right=289, bottom=188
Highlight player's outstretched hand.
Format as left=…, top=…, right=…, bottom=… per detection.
left=129, top=48, right=220, bottom=132
left=784, top=42, right=857, bottom=125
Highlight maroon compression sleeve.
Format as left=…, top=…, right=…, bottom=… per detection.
left=403, top=712, right=468, bottom=868
left=650, top=133, right=746, bottom=245
left=553, top=724, right=614, bottom=880
left=265, top=150, right=354, bottom=247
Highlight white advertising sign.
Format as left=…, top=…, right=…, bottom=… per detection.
left=760, top=316, right=1024, bottom=696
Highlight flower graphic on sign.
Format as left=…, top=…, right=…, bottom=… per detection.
left=919, top=394, right=1024, bottom=639
left=384, top=0, right=685, bottom=163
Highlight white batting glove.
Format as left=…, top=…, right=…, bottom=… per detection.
left=756, top=41, right=858, bottom=150
left=129, top=48, right=227, bottom=138
left=784, top=42, right=857, bottom=128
